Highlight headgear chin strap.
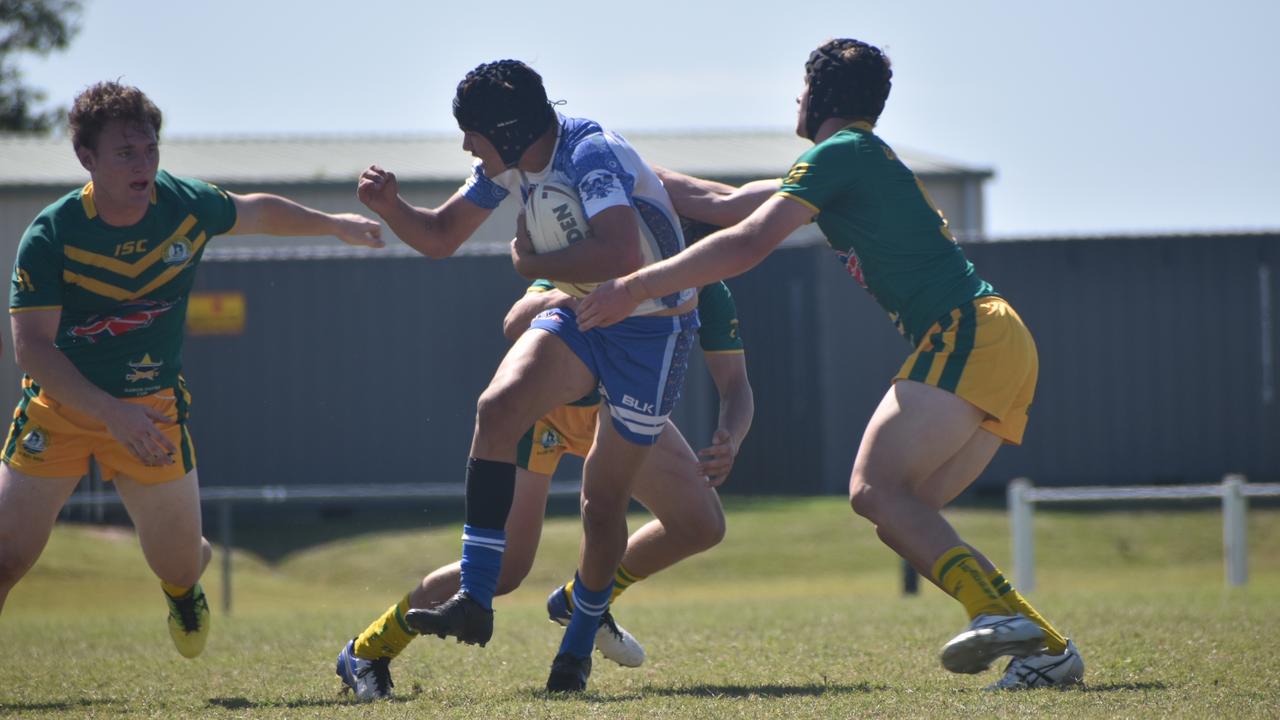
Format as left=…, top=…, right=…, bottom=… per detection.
left=453, top=60, right=556, bottom=168
left=802, top=39, right=890, bottom=141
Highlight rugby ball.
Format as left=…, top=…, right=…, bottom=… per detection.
left=525, top=182, right=599, bottom=298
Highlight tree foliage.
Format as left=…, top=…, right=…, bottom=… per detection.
left=0, top=0, right=83, bottom=132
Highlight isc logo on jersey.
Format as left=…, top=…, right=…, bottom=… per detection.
left=524, top=182, right=599, bottom=299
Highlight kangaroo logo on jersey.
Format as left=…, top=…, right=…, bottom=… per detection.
left=538, top=428, right=561, bottom=450
left=21, top=428, right=48, bottom=455
left=836, top=248, right=868, bottom=289
left=125, top=353, right=164, bottom=383
left=68, top=300, right=175, bottom=343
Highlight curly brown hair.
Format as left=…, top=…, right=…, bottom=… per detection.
left=69, top=81, right=162, bottom=152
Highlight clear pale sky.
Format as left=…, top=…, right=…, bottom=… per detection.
left=15, top=0, right=1280, bottom=238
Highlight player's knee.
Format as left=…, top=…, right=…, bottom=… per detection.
left=685, top=506, right=726, bottom=552
left=474, top=388, right=524, bottom=443
left=579, top=492, right=627, bottom=537
left=0, top=547, right=37, bottom=589
left=199, top=537, right=213, bottom=570
left=848, top=477, right=884, bottom=520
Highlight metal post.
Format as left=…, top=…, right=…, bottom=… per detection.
left=902, top=558, right=919, bottom=595
left=219, top=501, right=233, bottom=615
left=1222, top=474, right=1248, bottom=586
left=1008, top=477, right=1035, bottom=592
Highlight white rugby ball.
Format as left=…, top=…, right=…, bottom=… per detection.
left=525, top=182, right=599, bottom=298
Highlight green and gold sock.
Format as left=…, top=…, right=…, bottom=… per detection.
left=987, top=569, right=1068, bottom=654
left=931, top=546, right=1013, bottom=620
left=609, top=565, right=646, bottom=605
left=352, top=594, right=418, bottom=660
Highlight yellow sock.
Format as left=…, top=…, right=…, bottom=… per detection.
left=609, top=565, right=646, bottom=605
left=352, top=594, right=418, bottom=660
left=931, top=546, right=1012, bottom=620
left=987, top=569, right=1068, bottom=654
left=161, top=581, right=192, bottom=598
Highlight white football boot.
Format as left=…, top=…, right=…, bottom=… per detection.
left=986, top=640, right=1085, bottom=690
left=940, top=614, right=1046, bottom=674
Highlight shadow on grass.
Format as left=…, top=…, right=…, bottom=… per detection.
left=1079, top=681, right=1169, bottom=692
left=207, top=689, right=420, bottom=710
left=647, top=682, right=887, bottom=699
left=514, top=688, right=644, bottom=704
left=0, top=698, right=118, bottom=713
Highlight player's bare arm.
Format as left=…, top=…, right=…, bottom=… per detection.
left=511, top=204, right=644, bottom=283
left=356, top=166, right=491, bottom=259
left=227, top=192, right=384, bottom=248
left=502, top=287, right=578, bottom=342
left=10, top=310, right=175, bottom=466
left=577, top=196, right=813, bottom=329
left=697, top=352, right=754, bottom=486
left=655, top=167, right=782, bottom=227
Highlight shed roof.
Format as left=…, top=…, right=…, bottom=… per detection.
left=0, top=130, right=992, bottom=188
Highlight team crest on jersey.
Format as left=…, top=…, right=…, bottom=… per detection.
left=68, top=300, right=175, bottom=343
left=125, top=353, right=164, bottom=383
left=21, top=428, right=48, bottom=455
left=164, top=237, right=193, bottom=265
left=539, top=428, right=560, bottom=450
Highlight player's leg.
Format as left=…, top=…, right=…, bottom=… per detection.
left=615, top=421, right=725, bottom=590
left=849, top=381, right=1043, bottom=674
left=0, top=382, right=95, bottom=614
left=413, top=328, right=595, bottom=648
left=548, top=421, right=721, bottom=669
left=114, top=469, right=213, bottom=659
left=854, top=297, right=1049, bottom=675
left=548, top=414, right=653, bottom=690
left=547, top=309, right=699, bottom=692
left=339, top=468, right=553, bottom=701
left=0, top=465, right=80, bottom=614
left=912, top=429, right=1082, bottom=688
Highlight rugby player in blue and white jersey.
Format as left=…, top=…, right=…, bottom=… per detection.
left=351, top=60, right=697, bottom=693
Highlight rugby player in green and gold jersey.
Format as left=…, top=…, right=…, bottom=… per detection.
left=337, top=226, right=754, bottom=700
left=578, top=39, right=1084, bottom=690
left=0, top=81, right=383, bottom=660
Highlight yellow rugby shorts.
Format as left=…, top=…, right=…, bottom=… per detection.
left=2, top=378, right=196, bottom=483
left=894, top=296, right=1039, bottom=444
left=516, top=403, right=598, bottom=475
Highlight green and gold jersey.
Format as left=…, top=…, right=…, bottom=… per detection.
left=778, top=122, right=995, bottom=347
left=527, top=279, right=744, bottom=405
left=10, top=170, right=237, bottom=397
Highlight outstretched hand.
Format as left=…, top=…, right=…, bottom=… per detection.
left=697, top=428, right=739, bottom=487
left=331, top=213, right=384, bottom=248
left=576, top=277, right=644, bottom=330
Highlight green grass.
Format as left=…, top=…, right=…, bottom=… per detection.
left=2, top=498, right=1279, bottom=718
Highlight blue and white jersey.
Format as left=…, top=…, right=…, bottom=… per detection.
left=461, top=114, right=696, bottom=316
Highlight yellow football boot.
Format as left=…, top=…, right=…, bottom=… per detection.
left=165, top=583, right=211, bottom=659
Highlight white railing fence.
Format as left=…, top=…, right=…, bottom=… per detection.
left=62, top=481, right=583, bottom=614
left=1007, top=474, right=1280, bottom=591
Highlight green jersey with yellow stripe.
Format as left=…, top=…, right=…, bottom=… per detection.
left=9, top=170, right=237, bottom=397
left=778, top=122, right=995, bottom=347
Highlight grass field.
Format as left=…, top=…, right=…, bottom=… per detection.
left=2, top=497, right=1278, bottom=718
